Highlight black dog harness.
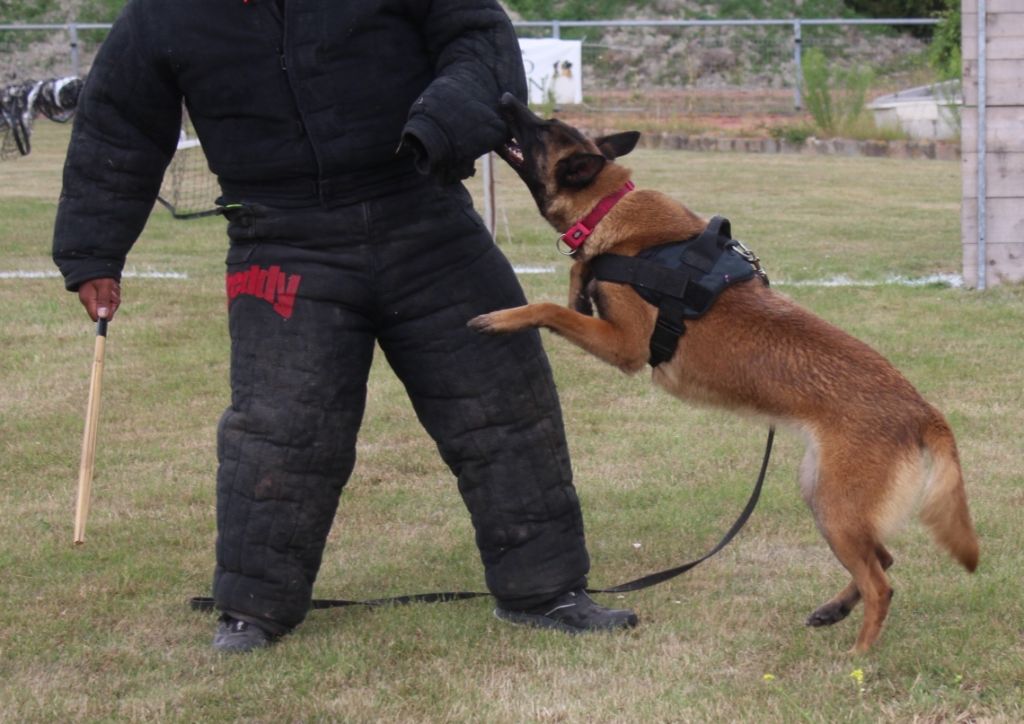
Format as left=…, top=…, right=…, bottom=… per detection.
left=590, top=216, right=767, bottom=366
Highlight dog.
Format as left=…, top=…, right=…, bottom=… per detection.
left=469, top=93, right=979, bottom=653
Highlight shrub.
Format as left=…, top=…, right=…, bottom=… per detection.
left=768, top=123, right=815, bottom=144
left=802, top=46, right=874, bottom=137
left=927, top=0, right=961, bottom=81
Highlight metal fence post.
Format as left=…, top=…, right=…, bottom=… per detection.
left=482, top=152, right=496, bottom=239
left=552, top=20, right=561, bottom=39
left=792, top=19, right=803, bottom=110
left=69, top=23, right=80, bottom=78
left=975, top=0, right=987, bottom=290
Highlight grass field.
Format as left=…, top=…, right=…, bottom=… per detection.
left=1, top=122, right=1022, bottom=722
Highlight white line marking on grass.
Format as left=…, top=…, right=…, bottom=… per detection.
left=0, top=269, right=189, bottom=280
left=0, top=270, right=65, bottom=279
left=124, top=269, right=189, bottom=280
left=776, top=274, right=963, bottom=288
left=6, top=266, right=962, bottom=289
left=512, top=265, right=556, bottom=274
left=511, top=266, right=963, bottom=288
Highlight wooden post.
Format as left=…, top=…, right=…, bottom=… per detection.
left=962, top=0, right=1024, bottom=287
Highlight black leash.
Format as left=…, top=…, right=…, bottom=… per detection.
left=190, top=590, right=482, bottom=611
left=588, top=426, right=774, bottom=594
left=190, top=426, right=774, bottom=613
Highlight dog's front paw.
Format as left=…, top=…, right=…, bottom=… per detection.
left=468, top=310, right=519, bottom=334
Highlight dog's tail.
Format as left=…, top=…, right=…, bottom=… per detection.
left=919, top=413, right=979, bottom=572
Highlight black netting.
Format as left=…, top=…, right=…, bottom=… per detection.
left=155, top=109, right=221, bottom=219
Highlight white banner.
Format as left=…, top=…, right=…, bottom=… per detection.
left=518, top=38, right=583, bottom=105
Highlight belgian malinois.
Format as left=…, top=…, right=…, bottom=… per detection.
left=469, top=94, right=979, bottom=653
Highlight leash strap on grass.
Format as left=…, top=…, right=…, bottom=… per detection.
left=189, top=426, right=774, bottom=612
left=587, top=426, right=774, bottom=594
left=189, top=590, right=487, bottom=612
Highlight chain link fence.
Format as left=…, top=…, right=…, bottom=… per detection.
left=515, top=19, right=940, bottom=131
left=2, top=16, right=947, bottom=172
left=3, top=17, right=940, bottom=108
left=0, top=22, right=107, bottom=81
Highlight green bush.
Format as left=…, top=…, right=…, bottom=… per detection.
left=0, top=0, right=124, bottom=22
left=802, top=46, right=874, bottom=137
left=715, top=0, right=851, bottom=19
left=845, top=0, right=946, bottom=17
left=505, top=0, right=631, bottom=20
left=927, top=0, right=961, bottom=81
left=0, top=0, right=60, bottom=23
left=768, top=123, right=815, bottom=144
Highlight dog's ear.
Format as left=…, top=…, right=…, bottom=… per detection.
left=596, top=131, right=641, bottom=160
left=556, top=152, right=606, bottom=189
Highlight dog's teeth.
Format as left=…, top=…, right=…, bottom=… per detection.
left=499, top=139, right=525, bottom=168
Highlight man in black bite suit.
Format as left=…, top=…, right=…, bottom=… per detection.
left=53, top=0, right=638, bottom=652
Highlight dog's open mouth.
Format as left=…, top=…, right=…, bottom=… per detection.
left=500, top=138, right=525, bottom=168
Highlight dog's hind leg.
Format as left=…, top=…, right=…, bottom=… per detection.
left=799, top=438, right=858, bottom=626
left=830, top=531, right=893, bottom=653
left=802, top=449, right=895, bottom=652
left=799, top=438, right=895, bottom=642
left=806, top=544, right=893, bottom=628
left=810, top=498, right=894, bottom=652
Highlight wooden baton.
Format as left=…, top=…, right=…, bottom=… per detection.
left=73, top=317, right=108, bottom=545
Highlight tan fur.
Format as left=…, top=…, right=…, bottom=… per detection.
left=474, top=104, right=978, bottom=653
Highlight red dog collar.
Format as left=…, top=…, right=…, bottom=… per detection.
left=557, top=181, right=635, bottom=255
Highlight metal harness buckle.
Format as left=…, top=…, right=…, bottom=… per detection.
left=727, top=238, right=768, bottom=282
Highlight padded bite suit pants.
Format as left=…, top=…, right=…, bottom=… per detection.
left=212, top=181, right=590, bottom=632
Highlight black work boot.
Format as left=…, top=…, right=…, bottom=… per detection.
left=212, top=614, right=276, bottom=653
left=495, top=589, right=638, bottom=634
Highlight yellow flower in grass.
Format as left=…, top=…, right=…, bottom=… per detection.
left=850, top=668, right=866, bottom=693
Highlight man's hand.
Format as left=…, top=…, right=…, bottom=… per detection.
left=77, top=278, right=121, bottom=322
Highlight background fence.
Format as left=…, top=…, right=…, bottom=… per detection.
left=2, top=17, right=942, bottom=124
left=517, top=18, right=940, bottom=111
left=2, top=16, right=953, bottom=221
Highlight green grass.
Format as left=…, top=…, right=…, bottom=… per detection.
left=1, top=122, right=1022, bottom=722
